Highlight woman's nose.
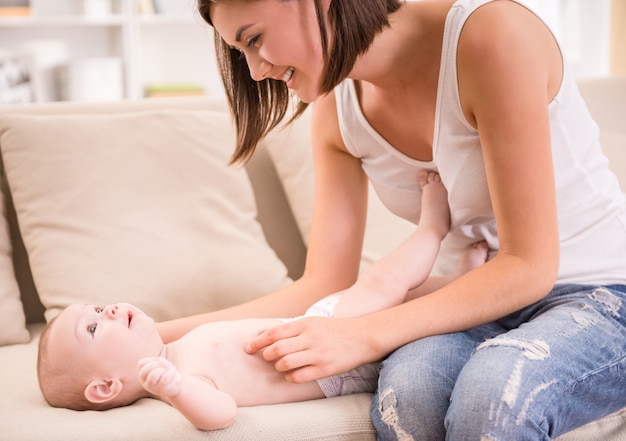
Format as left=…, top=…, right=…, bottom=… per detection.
left=104, top=305, right=118, bottom=319
left=248, top=55, right=272, bottom=82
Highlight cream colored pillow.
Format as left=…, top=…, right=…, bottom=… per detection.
left=601, top=130, right=626, bottom=191
left=0, top=109, right=290, bottom=322
left=0, top=179, right=29, bottom=345
left=265, top=108, right=415, bottom=272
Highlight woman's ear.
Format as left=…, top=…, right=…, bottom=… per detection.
left=84, top=378, right=123, bottom=404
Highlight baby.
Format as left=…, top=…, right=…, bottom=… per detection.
left=37, top=172, right=488, bottom=431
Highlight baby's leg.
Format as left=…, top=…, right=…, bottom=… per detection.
left=404, top=241, right=489, bottom=302
left=418, top=170, right=451, bottom=240
left=332, top=171, right=450, bottom=318
left=420, top=171, right=487, bottom=281
left=451, top=241, right=489, bottom=279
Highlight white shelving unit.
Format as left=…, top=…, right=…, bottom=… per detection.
left=0, top=0, right=615, bottom=105
left=0, top=0, right=223, bottom=103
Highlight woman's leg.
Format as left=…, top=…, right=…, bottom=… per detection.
left=371, top=322, right=505, bottom=441
left=445, top=284, right=626, bottom=440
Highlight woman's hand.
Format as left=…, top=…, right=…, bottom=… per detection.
left=246, top=316, right=382, bottom=383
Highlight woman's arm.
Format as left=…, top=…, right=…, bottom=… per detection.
left=157, top=92, right=369, bottom=343
left=247, top=1, right=562, bottom=383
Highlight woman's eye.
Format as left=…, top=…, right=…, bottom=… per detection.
left=247, top=34, right=260, bottom=48
left=230, top=46, right=246, bottom=61
left=88, top=323, right=97, bottom=336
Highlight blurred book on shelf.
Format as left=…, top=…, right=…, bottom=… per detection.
left=137, top=0, right=155, bottom=14
left=0, top=52, right=35, bottom=105
left=145, top=84, right=206, bottom=98
left=0, top=0, right=30, bottom=16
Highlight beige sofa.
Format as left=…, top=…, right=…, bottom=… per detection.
left=0, top=77, right=625, bottom=441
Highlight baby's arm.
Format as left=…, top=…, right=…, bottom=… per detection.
left=138, top=357, right=237, bottom=431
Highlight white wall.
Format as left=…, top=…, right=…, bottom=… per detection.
left=524, top=0, right=612, bottom=78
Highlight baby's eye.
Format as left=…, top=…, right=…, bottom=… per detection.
left=95, top=306, right=104, bottom=313
left=87, top=323, right=97, bottom=336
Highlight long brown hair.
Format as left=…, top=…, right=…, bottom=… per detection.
left=198, top=0, right=402, bottom=164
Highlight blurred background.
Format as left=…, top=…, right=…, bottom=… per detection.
left=0, top=0, right=624, bottom=105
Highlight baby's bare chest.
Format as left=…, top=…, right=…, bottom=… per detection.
left=173, top=319, right=323, bottom=406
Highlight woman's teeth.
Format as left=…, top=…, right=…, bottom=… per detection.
left=282, top=67, right=294, bottom=82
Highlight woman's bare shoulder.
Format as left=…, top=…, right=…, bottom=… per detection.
left=311, top=90, right=347, bottom=153
left=456, top=1, right=561, bottom=125
left=458, top=1, right=559, bottom=67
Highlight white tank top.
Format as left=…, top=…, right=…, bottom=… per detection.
left=335, top=0, right=626, bottom=284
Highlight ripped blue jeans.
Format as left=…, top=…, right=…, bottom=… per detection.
left=371, top=284, right=626, bottom=441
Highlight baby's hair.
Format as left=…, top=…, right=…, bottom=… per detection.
left=37, top=313, right=125, bottom=411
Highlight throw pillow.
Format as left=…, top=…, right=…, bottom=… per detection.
left=600, top=130, right=626, bottom=191
left=0, top=109, right=290, bottom=322
left=0, top=175, right=29, bottom=345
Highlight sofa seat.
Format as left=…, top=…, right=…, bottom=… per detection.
left=2, top=324, right=625, bottom=441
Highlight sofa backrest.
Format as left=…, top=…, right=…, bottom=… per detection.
left=0, top=97, right=306, bottom=323
left=2, top=77, right=625, bottom=325
left=577, top=77, right=626, bottom=189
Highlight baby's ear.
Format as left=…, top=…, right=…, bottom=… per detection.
left=84, top=378, right=123, bottom=404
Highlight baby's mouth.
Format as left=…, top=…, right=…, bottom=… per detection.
left=127, top=311, right=133, bottom=328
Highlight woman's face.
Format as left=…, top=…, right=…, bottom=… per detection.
left=210, top=0, right=327, bottom=103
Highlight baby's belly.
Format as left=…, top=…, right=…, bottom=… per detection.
left=223, top=351, right=326, bottom=406
left=199, top=318, right=326, bottom=406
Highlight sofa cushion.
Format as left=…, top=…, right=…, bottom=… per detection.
left=0, top=175, right=29, bottom=345
left=0, top=109, right=291, bottom=322
left=265, top=108, right=416, bottom=273
left=601, top=130, right=626, bottom=191
left=2, top=325, right=625, bottom=441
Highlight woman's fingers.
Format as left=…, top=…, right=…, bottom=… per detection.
left=283, top=357, right=329, bottom=384
left=245, top=320, right=304, bottom=357
left=246, top=316, right=377, bottom=384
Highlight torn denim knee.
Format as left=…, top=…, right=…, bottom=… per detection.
left=588, top=287, right=622, bottom=318
left=477, top=337, right=550, bottom=361
left=378, top=388, right=415, bottom=441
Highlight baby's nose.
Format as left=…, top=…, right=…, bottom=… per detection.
left=104, top=305, right=118, bottom=319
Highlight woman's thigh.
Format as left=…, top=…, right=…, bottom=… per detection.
left=371, top=284, right=626, bottom=441
left=446, top=284, right=626, bottom=440
left=371, top=321, right=505, bottom=441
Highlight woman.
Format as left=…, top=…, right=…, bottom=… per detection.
left=159, top=0, right=626, bottom=439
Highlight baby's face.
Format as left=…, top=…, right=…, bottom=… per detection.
left=48, top=303, right=164, bottom=378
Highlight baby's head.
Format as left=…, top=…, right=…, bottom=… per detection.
left=37, top=303, right=164, bottom=410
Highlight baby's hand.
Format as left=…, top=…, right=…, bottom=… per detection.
left=138, top=356, right=182, bottom=398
